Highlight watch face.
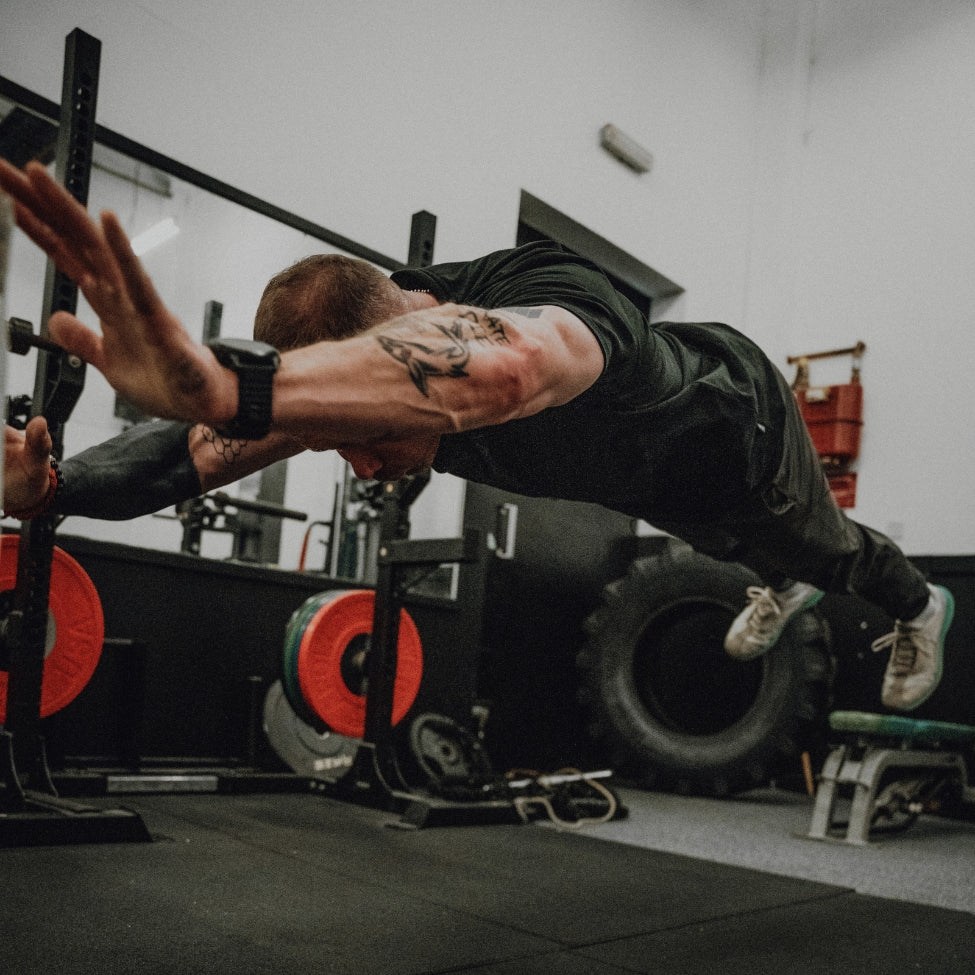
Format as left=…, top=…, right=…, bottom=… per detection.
left=209, top=338, right=280, bottom=368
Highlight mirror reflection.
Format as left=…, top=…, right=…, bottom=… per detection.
left=0, top=95, right=397, bottom=578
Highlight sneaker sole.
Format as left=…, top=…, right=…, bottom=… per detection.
left=895, top=585, right=954, bottom=712
left=731, top=589, right=826, bottom=662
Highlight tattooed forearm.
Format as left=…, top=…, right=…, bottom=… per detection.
left=201, top=425, right=248, bottom=464
left=376, top=308, right=513, bottom=397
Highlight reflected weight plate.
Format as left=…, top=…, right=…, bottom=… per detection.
left=262, top=679, right=358, bottom=781
left=283, top=588, right=422, bottom=738
left=0, top=533, right=104, bottom=720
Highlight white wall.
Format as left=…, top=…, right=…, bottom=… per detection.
left=747, top=0, right=975, bottom=556
left=1, top=0, right=972, bottom=561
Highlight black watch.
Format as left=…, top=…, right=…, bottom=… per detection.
left=206, top=338, right=281, bottom=440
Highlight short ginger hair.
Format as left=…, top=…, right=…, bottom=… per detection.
left=253, top=253, right=405, bottom=350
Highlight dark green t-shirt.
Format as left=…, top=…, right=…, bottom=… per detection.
left=391, top=241, right=785, bottom=524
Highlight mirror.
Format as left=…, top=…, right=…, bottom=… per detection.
left=0, top=92, right=405, bottom=576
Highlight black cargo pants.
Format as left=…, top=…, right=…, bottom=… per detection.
left=656, top=368, right=930, bottom=623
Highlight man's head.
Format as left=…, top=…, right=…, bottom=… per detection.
left=252, top=253, right=441, bottom=479
left=253, top=253, right=408, bottom=350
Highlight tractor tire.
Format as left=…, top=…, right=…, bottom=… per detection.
left=577, top=546, right=833, bottom=796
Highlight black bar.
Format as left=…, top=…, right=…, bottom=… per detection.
left=35, top=32, right=100, bottom=348
left=0, top=75, right=405, bottom=272
left=202, top=300, right=223, bottom=344
left=379, top=531, right=480, bottom=567
left=407, top=210, right=437, bottom=268
left=362, top=483, right=408, bottom=782
left=211, top=491, right=307, bottom=521
left=5, top=29, right=101, bottom=801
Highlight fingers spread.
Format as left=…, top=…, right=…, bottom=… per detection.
left=101, top=211, right=165, bottom=325
left=0, top=158, right=35, bottom=206
left=1, top=162, right=112, bottom=292
left=12, top=201, right=91, bottom=284
left=25, top=163, right=101, bottom=246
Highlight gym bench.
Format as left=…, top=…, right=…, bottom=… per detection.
left=808, top=710, right=975, bottom=845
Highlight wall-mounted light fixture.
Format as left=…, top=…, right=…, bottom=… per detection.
left=599, top=124, right=653, bottom=174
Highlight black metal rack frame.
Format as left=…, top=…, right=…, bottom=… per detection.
left=0, top=28, right=441, bottom=844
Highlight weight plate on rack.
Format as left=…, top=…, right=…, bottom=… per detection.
left=0, top=534, right=104, bottom=720
left=409, top=712, right=494, bottom=791
left=289, top=588, right=423, bottom=738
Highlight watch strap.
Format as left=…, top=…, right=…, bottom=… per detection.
left=207, top=340, right=280, bottom=440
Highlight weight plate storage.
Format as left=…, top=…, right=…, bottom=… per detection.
left=283, top=589, right=423, bottom=738
left=262, top=679, right=359, bottom=781
left=0, top=533, right=105, bottom=720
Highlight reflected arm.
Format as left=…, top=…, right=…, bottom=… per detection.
left=54, top=420, right=301, bottom=520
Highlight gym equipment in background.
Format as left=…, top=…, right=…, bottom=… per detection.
left=175, top=490, right=308, bottom=561
left=272, top=470, right=507, bottom=825
left=281, top=588, right=423, bottom=739
left=579, top=545, right=832, bottom=797
left=807, top=710, right=975, bottom=845
left=262, top=679, right=359, bottom=783
left=272, top=471, right=621, bottom=829
left=0, top=29, right=152, bottom=845
left=1, top=31, right=445, bottom=813
left=0, top=535, right=103, bottom=721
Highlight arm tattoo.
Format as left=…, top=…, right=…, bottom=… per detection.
left=376, top=309, right=512, bottom=397
left=201, top=425, right=247, bottom=464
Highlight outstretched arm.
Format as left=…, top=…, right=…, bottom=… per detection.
left=0, top=161, right=604, bottom=451
left=3, top=416, right=303, bottom=521
left=270, top=301, right=604, bottom=450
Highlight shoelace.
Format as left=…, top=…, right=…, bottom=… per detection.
left=745, top=586, right=782, bottom=628
left=871, top=623, right=916, bottom=677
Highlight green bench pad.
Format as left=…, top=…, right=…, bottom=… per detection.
left=830, top=710, right=975, bottom=746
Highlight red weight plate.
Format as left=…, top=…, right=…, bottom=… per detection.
left=0, top=534, right=104, bottom=720
left=296, top=589, right=422, bottom=739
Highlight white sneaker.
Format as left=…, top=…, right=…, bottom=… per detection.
left=724, top=581, right=825, bottom=660
left=872, top=584, right=954, bottom=711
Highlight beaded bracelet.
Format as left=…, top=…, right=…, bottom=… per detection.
left=3, top=458, right=63, bottom=521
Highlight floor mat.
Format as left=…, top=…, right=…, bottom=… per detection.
left=1, top=792, right=972, bottom=974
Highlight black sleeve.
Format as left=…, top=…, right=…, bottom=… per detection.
left=54, top=420, right=202, bottom=520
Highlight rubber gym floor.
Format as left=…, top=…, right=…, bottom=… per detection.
left=2, top=783, right=973, bottom=974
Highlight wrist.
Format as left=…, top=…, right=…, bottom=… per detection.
left=206, top=353, right=243, bottom=431
left=205, top=339, right=280, bottom=440
left=4, top=457, right=63, bottom=521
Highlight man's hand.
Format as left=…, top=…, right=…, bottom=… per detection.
left=3, top=418, right=55, bottom=515
left=0, top=161, right=236, bottom=428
